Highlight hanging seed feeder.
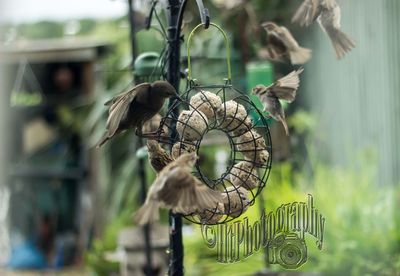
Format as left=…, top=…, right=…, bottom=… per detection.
left=157, top=23, right=272, bottom=225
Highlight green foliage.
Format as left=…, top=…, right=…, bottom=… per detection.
left=78, top=19, right=97, bottom=35
left=17, top=21, right=64, bottom=39
left=184, top=150, right=400, bottom=275
left=288, top=109, right=317, bottom=136
left=302, top=156, right=400, bottom=275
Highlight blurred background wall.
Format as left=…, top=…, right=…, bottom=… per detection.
left=0, top=40, right=11, bottom=268
left=300, top=0, right=400, bottom=186
left=0, top=0, right=10, bottom=266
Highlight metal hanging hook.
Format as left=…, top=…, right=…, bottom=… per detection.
left=146, top=0, right=159, bottom=30
left=195, top=0, right=210, bottom=28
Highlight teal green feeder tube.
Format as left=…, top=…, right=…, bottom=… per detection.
left=246, top=61, right=274, bottom=88
left=246, top=61, right=274, bottom=124
left=134, top=52, right=162, bottom=82
left=246, top=61, right=274, bottom=270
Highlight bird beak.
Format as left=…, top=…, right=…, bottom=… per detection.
left=252, top=86, right=267, bottom=95
left=261, top=22, right=275, bottom=31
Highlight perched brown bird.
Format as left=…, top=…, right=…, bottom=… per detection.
left=134, top=153, right=223, bottom=225
left=261, top=22, right=312, bottom=65
left=147, top=140, right=174, bottom=173
left=252, top=68, right=304, bottom=135
left=292, top=0, right=355, bottom=59
left=97, top=81, right=176, bottom=147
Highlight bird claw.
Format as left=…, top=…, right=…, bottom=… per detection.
left=158, top=128, right=166, bottom=135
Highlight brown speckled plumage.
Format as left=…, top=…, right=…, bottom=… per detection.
left=147, top=140, right=174, bottom=173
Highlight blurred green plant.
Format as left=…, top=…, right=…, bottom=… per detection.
left=17, top=21, right=64, bottom=39
left=84, top=209, right=133, bottom=276
left=82, top=16, right=168, bottom=275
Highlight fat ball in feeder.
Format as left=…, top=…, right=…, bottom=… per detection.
left=176, top=109, right=209, bottom=141
left=223, top=186, right=250, bottom=218
left=189, top=90, right=222, bottom=120
left=236, top=130, right=269, bottom=165
left=229, top=161, right=260, bottom=190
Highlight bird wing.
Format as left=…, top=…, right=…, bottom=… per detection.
left=259, top=46, right=286, bottom=63
left=277, top=26, right=300, bottom=49
left=158, top=168, right=196, bottom=212
left=311, top=0, right=320, bottom=16
left=105, top=83, right=151, bottom=137
left=151, top=172, right=169, bottom=194
left=104, top=93, right=124, bottom=107
left=158, top=166, right=222, bottom=215
left=193, top=178, right=223, bottom=211
left=322, top=0, right=337, bottom=10
left=267, top=33, right=288, bottom=55
left=292, top=0, right=319, bottom=26
left=173, top=177, right=198, bottom=214
left=318, top=1, right=341, bottom=30
left=104, top=82, right=150, bottom=107
left=268, top=68, right=304, bottom=102
left=331, top=4, right=342, bottom=30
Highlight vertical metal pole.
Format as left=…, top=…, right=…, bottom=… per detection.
left=128, top=0, right=138, bottom=64
left=128, top=1, right=154, bottom=275
left=166, top=0, right=184, bottom=275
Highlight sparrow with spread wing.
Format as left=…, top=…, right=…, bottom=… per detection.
left=134, top=152, right=222, bottom=225
left=97, top=81, right=177, bottom=147
left=252, top=68, right=304, bottom=135
left=261, top=22, right=312, bottom=65
left=292, top=0, right=355, bottom=59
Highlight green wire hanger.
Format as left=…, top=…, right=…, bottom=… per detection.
left=186, top=22, right=232, bottom=84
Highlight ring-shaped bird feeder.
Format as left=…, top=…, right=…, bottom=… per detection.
left=158, top=23, right=272, bottom=225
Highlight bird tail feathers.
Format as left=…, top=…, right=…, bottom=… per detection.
left=327, top=29, right=355, bottom=59
left=279, top=117, right=290, bottom=136
left=134, top=201, right=160, bottom=226
left=96, top=133, right=109, bottom=148
left=289, top=47, right=312, bottom=65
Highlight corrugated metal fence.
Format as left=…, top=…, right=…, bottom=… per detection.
left=300, top=0, right=400, bottom=185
